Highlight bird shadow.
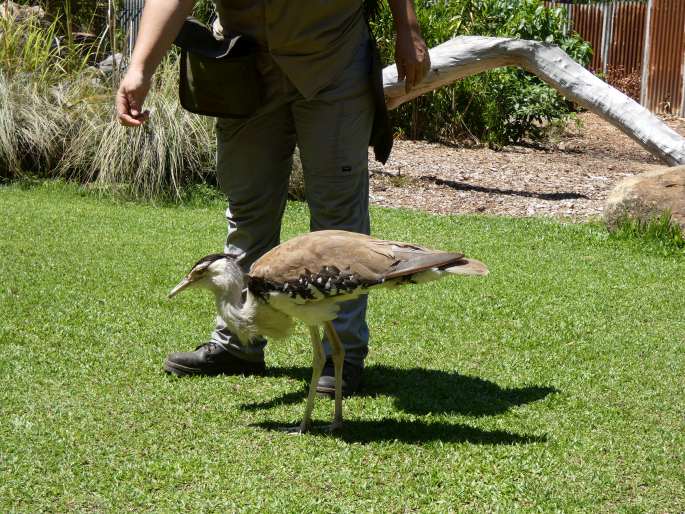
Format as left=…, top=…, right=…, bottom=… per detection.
left=252, top=364, right=557, bottom=417
left=252, top=418, right=546, bottom=445
left=243, top=364, right=557, bottom=444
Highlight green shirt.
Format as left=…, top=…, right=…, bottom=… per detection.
left=214, top=0, right=367, bottom=98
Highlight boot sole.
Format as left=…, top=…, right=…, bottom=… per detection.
left=163, top=359, right=266, bottom=377
left=163, top=360, right=218, bottom=377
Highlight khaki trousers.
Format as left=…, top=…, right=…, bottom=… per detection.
left=209, top=32, right=374, bottom=366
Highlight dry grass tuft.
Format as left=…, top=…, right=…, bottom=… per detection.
left=0, top=14, right=307, bottom=201
left=0, top=71, right=66, bottom=177
left=59, top=58, right=216, bottom=200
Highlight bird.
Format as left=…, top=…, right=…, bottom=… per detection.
left=168, top=229, right=488, bottom=434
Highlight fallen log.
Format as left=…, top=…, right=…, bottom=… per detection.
left=383, top=36, right=685, bottom=166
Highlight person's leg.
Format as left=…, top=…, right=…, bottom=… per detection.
left=165, top=56, right=298, bottom=376
left=293, top=33, right=375, bottom=378
left=207, top=101, right=297, bottom=360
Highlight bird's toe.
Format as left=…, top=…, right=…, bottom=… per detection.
left=278, top=421, right=311, bottom=435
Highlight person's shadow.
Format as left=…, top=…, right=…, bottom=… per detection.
left=245, top=364, right=556, bottom=444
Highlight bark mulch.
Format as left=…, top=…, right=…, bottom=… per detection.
left=368, top=112, right=685, bottom=220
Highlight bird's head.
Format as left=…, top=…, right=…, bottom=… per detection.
left=168, top=254, right=244, bottom=299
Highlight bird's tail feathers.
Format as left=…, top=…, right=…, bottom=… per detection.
left=444, top=258, right=489, bottom=276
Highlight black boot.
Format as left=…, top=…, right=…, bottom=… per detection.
left=164, top=342, right=266, bottom=377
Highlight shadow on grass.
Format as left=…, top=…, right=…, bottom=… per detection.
left=253, top=418, right=546, bottom=445
left=249, top=364, right=557, bottom=419
left=246, top=365, right=555, bottom=443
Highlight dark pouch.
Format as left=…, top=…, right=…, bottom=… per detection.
left=173, top=17, right=262, bottom=118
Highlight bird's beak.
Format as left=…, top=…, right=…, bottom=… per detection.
left=168, top=275, right=193, bottom=299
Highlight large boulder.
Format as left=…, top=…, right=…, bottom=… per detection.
left=604, top=166, right=685, bottom=231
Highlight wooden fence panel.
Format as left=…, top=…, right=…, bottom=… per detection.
left=573, top=4, right=606, bottom=71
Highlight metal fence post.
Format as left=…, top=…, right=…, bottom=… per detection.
left=640, top=0, right=654, bottom=107
left=681, top=52, right=685, bottom=117
left=601, top=1, right=615, bottom=74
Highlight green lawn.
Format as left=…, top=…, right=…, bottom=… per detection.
left=1, top=182, right=683, bottom=512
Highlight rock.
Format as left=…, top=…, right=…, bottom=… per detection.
left=0, top=1, right=45, bottom=21
left=97, top=53, right=124, bottom=73
left=604, top=166, right=685, bottom=231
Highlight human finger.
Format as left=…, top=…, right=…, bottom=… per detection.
left=115, top=92, right=138, bottom=126
left=116, top=89, right=149, bottom=126
left=404, top=63, right=418, bottom=93
left=128, top=95, right=143, bottom=118
left=119, top=113, right=144, bottom=126
left=416, top=53, right=430, bottom=84
left=396, top=59, right=407, bottom=84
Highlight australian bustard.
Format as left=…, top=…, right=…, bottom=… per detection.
left=168, top=230, right=488, bottom=433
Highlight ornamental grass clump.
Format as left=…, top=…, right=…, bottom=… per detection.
left=0, top=12, right=64, bottom=177
left=59, top=56, right=216, bottom=201
left=0, top=9, right=95, bottom=179
left=0, top=8, right=216, bottom=199
left=0, top=71, right=66, bottom=178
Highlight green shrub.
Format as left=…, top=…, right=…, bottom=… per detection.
left=0, top=12, right=62, bottom=82
left=192, top=0, right=218, bottom=23
left=371, top=0, right=592, bottom=145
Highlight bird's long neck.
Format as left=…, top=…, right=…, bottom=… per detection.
left=216, top=296, right=253, bottom=343
left=212, top=266, right=259, bottom=344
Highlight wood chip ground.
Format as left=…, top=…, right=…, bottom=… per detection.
left=368, top=113, right=685, bottom=220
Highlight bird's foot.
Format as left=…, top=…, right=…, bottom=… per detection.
left=279, top=420, right=311, bottom=435
left=277, top=420, right=342, bottom=435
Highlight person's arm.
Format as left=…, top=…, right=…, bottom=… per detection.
left=116, top=0, right=194, bottom=126
left=387, top=0, right=430, bottom=94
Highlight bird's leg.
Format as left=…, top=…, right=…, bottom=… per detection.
left=283, top=325, right=325, bottom=434
left=324, top=321, right=345, bottom=431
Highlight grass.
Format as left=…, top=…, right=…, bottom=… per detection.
left=609, top=211, right=685, bottom=256
left=1, top=181, right=684, bottom=512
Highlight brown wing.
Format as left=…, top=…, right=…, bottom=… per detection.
left=249, top=230, right=464, bottom=283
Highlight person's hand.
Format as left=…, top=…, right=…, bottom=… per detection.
left=395, top=26, right=430, bottom=93
left=115, top=67, right=152, bottom=126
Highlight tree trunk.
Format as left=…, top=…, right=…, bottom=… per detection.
left=382, top=36, right=685, bottom=166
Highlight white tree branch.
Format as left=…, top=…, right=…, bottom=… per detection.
left=383, top=36, right=685, bottom=166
